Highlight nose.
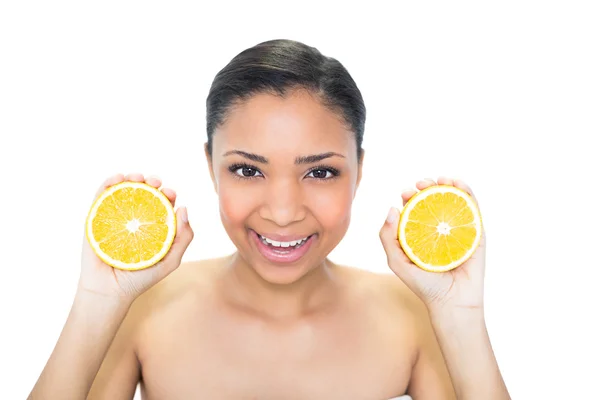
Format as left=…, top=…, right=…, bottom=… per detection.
left=258, top=178, right=306, bottom=227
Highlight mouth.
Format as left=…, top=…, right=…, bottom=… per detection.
left=249, top=229, right=316, bottom=264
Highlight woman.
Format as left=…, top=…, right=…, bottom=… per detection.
left=29, top=39, right=510, bottom=399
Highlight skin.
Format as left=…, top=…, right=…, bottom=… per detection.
left=29, top=90, right=509, bottom=399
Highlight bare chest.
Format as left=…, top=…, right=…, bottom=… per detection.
left=137, top=307, right=414, bottom=400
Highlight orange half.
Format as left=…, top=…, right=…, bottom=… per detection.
left=398, top=185, right=482, bottom=272
left=85, top=181, right=176, bottom=270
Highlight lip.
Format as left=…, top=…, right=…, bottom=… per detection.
left=249, top=229, right=316, bottom=264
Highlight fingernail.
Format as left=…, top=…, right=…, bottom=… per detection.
left=401, top=187, right=414, bottom=194
left=386, top=207, right=398, bottom=224
left=181, top=207, right=188, bottom=223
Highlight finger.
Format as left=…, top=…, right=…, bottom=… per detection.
left=415, top=178, right=437, bottom=191
left=401, top=188, right=417, bottom=206
left=145, top=175, right=162, bottom=189
left=379, top=207, right=411, bottom=266
left=437, top=176, right=454, bottom=186
left=125, top=173, right=145, bottom=182
left=143, top=176, right=176, bottom=206
left=160, top=206, right=194, bottom=274
left=380, top=207, right=432, bottom=288
left=453, top=178, right=478, bottom=204
left=94, top=173, right=125, bottom=198
left=161, top=187, right=177, bottom=207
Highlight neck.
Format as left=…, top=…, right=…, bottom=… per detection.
left=219, top=252, right=341, bottom=320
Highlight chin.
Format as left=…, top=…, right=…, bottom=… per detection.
left=250, top=259, right=316, bottom=285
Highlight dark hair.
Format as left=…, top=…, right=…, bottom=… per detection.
left=205, top=39, right=366, bottom=161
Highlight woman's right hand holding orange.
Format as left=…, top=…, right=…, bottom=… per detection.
left=78, top=173, right=194, bottom=303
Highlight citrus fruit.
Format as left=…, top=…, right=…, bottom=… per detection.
left=85, top=181, right=177, bottom=271
left=398, top=185, right=482, bottom=272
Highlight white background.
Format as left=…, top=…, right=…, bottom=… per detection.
left=1, top=1, right=599, bottom=399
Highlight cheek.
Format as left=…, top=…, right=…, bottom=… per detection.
left=218, top=182, right=256, bottom=227
left=307, top=183, right=354, bottom=230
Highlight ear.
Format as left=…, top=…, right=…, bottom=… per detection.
left=204, top=142, right=218, bottom=193
left=354, top=148, right=364, bottom=198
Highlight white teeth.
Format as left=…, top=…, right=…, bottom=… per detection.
left=261, top=235, right=309, bottom=248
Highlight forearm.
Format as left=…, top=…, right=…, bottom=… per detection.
left=429, top=308, right=510, bottom=400
left=28, top=289, right=133, bottom=400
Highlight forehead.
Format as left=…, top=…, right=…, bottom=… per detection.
left=213, top=90, right=354, bottom=155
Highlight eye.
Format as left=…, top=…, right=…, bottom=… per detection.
left=235, top=166, right=262, bottom=178
left=308, top=169, right=331, bottom=179
left=306, top=166, right=340, bottom=180
left=228, top=163, right=264, bottom=179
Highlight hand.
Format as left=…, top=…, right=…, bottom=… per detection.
left=379, top=177, right=486, bottom=313
left=78, top=173, right=194, bottom=302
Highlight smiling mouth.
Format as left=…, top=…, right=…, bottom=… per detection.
left=249, top=229, right=316, bottom=264
left=258, top=234, right=311, bottom=249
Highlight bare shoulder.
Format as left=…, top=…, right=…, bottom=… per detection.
left=337, top=265, right=434, bottom=349
left=333, top=265, right=434, bottom=377
left=124, top=257, right=227, bottom=344
left=88, top=260, right=225, bottom=398
left=338, top=265, right=426, bottom=316
left=340, top=266, right=456, bottom=397
left=130, top=257, right=225, bottom=314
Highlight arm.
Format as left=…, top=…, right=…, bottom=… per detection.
left=379, top=177, right=511, bottom=400
left=407, top=300, right=457, bottom=399
left=428, top=308, right=510, bottom=400
left=28, top=173, right=194, bottom=399
left=28, top=289, right=139, bottom=400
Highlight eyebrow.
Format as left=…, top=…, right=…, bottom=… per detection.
left=294, top=152, right=345, bottom=164
left=223, top=150, right=268, bottom=163
left=223, top=150, right=345, bottom=165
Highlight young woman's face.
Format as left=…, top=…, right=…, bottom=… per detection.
left=208, top=90, right=362, bottom=284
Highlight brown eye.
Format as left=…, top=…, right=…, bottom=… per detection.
left=241, top=167, right=257, bottom=177
left=307, top=169, right=334, bottom=179
left=232, top=166, right=263, bottom=178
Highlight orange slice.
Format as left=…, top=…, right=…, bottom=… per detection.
left=398, top=185, right=482, bottom=272
left=85, top=181, right=176, bottom=270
